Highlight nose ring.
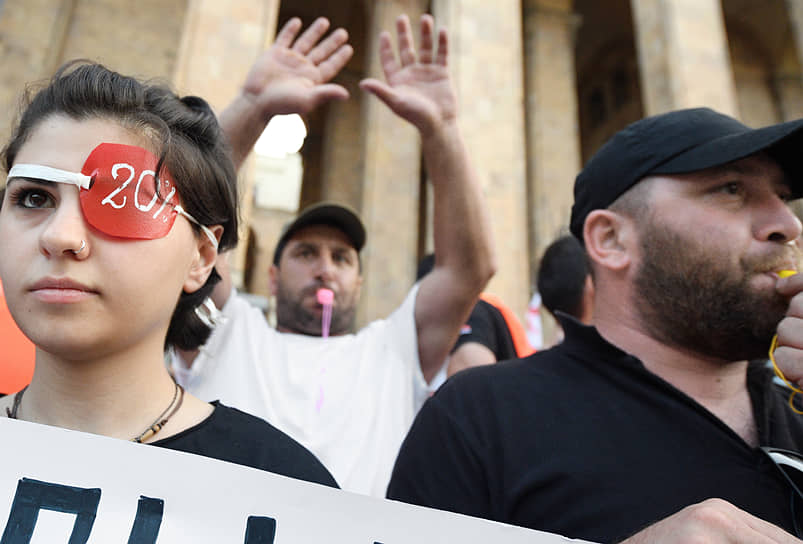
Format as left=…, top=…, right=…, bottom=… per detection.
left=71, top=240, right=87, bottom=255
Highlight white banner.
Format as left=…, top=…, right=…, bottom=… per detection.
left=0, top=418, right=591, bottom=543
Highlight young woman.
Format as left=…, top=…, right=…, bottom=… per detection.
left=0, top=62, right=336, bottom=487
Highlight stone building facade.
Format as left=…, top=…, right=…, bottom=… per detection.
left=2, top=0, right=802, bottom=338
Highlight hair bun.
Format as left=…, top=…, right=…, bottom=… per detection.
left=180, top=95, right=214, bottom=117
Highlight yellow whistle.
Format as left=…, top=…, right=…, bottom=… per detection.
left=779, top=270, right=798, bottom=279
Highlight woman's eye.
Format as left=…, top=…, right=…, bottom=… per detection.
left=14, top=189, right=55, bottom=209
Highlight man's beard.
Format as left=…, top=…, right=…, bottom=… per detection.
left=275, top=283, right=357, bottom=336
left=633, top=220, right=798, bottom=362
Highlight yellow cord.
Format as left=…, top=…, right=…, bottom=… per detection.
left=770, top=269, right=803, bottom=414
left=769, top=334, right=803, bottom=414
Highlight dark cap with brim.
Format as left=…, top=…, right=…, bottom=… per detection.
left=570, top=108, right=803, bottom=241
left=273, top=202, right=366, bottom=265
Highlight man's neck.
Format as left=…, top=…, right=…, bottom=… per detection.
left=594, top=311, right=758, bottom=446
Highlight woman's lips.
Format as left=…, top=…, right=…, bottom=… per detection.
left=28, top=277, right=98, bottom=303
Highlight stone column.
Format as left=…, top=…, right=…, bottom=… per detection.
left=432, top=0, right=531, bottom=319
left=357, top=0, right=427, bottom=325
left=775, top=33, right=803, bottom=122
left=320, top=70, right=365, bottom=210
left=776, top=74, right=803, bottom=122
left=522, top=0, right=581, bottom=343
left=1, top=0, right=189, bottom=181
left=522, top=0, right=581, bottom=270
left=631, top=0, right=739, bottom=117
left=173, top=0, right=280, bottom=287
left=784, top=0, right=803, bottom=121
left=788, top=0, right=803, bottom=76
left=0, top=0, right=76, bottom=151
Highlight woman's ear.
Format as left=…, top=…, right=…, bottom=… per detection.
left=583, top=210, right=635, bottom=273
left=184, top=225, right=224, bottom=293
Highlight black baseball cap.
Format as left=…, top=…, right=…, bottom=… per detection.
left=272, top=202, right=366, bottom=265
left=570, top=107, right=803, bottom=240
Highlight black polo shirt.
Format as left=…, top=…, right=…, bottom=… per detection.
left=387, top=316, right=803, bottom=542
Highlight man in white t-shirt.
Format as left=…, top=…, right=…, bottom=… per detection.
left=171, top=14, right=495, bottom=497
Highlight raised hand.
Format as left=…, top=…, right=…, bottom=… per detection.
left=359, top=14, right=457, bottom=137
left=242, top=17, right=354, bottom=118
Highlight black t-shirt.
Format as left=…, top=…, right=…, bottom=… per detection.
left=387, top=316, right=803, bottom=542
left=152, top=402, right=338, bottom=488
left=452, top=299, right=517, bottom=361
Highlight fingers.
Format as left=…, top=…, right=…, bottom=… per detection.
left=775, top=294, right=803, bottom=352
left=776, top=318, right=803, bottom=352
left=620, top=499, right=802, bottom=544
left=396, top=14, right=417, bottom=67
left=358, top=78, right=398, bottom=107
left=418, top=14, right=435, bottom=64
left=392, top=14, right=447, bottom=67
left=774, top=287, right=803, bottom=387
left=435, top=27, right=449, bottom=67
left=309, top=84, right=350, bottom=108
left=742, top=507, right=803, bottom=543
left=274, top=17, right=302, bottom=48
left=377, top=31, right=400, bottom=79
left=308, top=27, right=349, bottom=65
left=292, top=17, right=331, bottom=55
left=777, top=271, right=803, bottom=297
left=317, top=44, right=354, bottom=82
left=772, top=327, right=803, bottom=386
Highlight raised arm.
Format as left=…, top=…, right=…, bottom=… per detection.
left=360, top=15, right=496, bottom=382
left=219, top=17, right=354, bottom=170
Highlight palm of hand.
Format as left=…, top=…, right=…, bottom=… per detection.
left=385, top=64, right=457, bottom=131
left=244, top=47, right=326, bottom=115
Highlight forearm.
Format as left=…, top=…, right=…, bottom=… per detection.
left=414, top=121, right=496, bottom=380
left=218, top=92, right=272, bottom=172
left=425, top=120, right=496, bottom=288
left=448, top=343, right=496, bottom=377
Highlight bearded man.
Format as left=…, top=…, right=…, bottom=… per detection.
left=387, top=108, right=803, bottom=543
left=170, top=14, right=494, bottom=499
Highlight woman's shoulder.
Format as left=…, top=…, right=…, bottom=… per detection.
left=151, top=402, right=338, bottom=488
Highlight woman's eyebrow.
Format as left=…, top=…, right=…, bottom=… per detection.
left=5, top=177, right=57, bottom=188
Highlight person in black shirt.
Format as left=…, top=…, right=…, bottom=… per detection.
left=415, top=254, right=532, bottom=380
left=536, top=234, right=593, bottom=324
left=0, top=62, right=335, bottom=488
left=452, top=298, right=519, bottom=363
left=388, top=108, right=803, bottom=541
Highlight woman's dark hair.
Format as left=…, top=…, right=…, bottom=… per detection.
left=2, top=61, right=239, bottom=351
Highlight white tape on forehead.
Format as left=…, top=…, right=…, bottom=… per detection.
left=7, top=164, right=93, bottom=190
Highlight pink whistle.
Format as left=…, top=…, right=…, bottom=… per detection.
left=316, top=288, right=334, bottom=338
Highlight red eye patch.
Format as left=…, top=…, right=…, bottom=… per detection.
left=8, top=143, right=218, bottom=247
left=79, top=143, right=181, bottom=240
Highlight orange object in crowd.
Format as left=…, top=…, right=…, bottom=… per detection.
left=0, top=278, right=35, bottom=394
left=479, top=292, right=536, bottom=358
